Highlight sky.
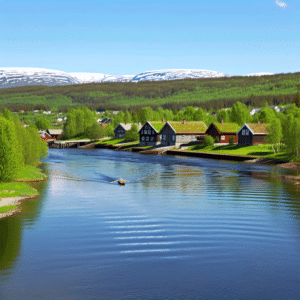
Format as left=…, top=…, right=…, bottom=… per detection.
left=0, top=0, right=299, bottom=76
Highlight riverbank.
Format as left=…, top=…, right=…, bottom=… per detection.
left=0, top=165, right=47, bottom=220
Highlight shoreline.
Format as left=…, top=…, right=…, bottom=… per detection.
left=0, top=168, right=46, bottom=221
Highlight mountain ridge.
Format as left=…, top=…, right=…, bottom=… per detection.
left=0, top=67, right=275, bottom=89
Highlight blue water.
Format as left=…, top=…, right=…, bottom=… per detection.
left=1, top=149, right=300, bottom=299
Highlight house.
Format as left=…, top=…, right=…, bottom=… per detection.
left=114, top=123, right=142, bottom=139
left=205, top=121, right=240, bottom=143
left=39, top=130, right=53, bottom=141
left=138, top=121, right=165, bottom=146
left=159, top=120, right=207, bottom=146
left=237, top=122, right=267, bottom=146
left=250, top=108, right=261, bottom=115
left=46, top=129, right=63, bottom=140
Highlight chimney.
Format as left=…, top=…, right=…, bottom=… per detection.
left=258, top=120, right=261, bottom=124
left=182, top=119, right=187, bottom=125
left=162, top=119, right=166, bottom=123
left=221, top=119, right=224, bottom=125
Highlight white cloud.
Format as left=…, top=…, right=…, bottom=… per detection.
left=275, top=1, right=288, bottom=9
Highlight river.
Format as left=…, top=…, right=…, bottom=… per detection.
left=0, top=149, right=300, bottom=299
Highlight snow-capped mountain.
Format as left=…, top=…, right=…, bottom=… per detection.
left=0, top=67, right=80, bottom=88
left=0, top=67, right=275, bottom=89
left=69, top=72, right=135, bottom=83
left=131, top=69, right=229, bottom=82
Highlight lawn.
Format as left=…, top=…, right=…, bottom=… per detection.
left=186, top=144, right=291, bottom=161
left=14, top=165, right=47, bottom=181
left=0, top=205, right=19, bottom=213
left=0, top=182, right=38, bottom=199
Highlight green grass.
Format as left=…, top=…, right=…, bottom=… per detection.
left=185, top=144, right=287, bottom=159
left=0, top=182, right=38, bottom=199
left=96, top=138, right=125, bottom=145
left=14, top=165, right=47, bottom=181
left=0, top=205, right=19, bottom=213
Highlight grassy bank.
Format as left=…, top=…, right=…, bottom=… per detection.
left=186, top=144, right=291, bottom=161
left=0, top=165, right=46, bottom=218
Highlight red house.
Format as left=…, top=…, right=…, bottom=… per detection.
left=205, top=121, right=240, bottom=143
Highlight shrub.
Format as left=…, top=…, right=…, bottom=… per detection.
left=124, top=124, right=139, bottom=141
left=229, top=136, right=235, bottom=145
left=203, top=136, right=215, bottom=146
left=215, top=136, right=220, bottom=143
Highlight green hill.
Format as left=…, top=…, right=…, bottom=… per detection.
left=0, top=72, right=299, bottom=112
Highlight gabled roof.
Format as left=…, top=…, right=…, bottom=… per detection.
left=237, top=123, right=267, bottom=135
left=138, top=121, right=165, bottom=133
left=115, top=123, right=142, bottom=132
left=159, top=121, right=207, bottom=134
left=207, top=122, right=240, bottom=134
left=47, top=129, right=63, bottom=135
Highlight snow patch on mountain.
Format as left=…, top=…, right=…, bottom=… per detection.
left=244, top=72, right=274, bottom=77
left=0, top=67, right=80, bottom=88
left=70, top=72, right=135, bottom=83
left=131, top=69, right=229, bottom=82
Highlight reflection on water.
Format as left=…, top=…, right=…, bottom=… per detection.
left=0, top=149, right=300, bottom=299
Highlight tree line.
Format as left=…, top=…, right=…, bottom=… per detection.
left=0, top=109, right=48, bottom=181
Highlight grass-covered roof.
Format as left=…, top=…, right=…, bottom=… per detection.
left=150, top=122, right=165, bottom=132
left=213, top=122, right=240, bottom=133
left=168, top=121, right=207, bottom=134
left=246, top=123, right=267, bottom=134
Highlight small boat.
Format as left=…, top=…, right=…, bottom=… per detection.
left=118, top=178, right=126, bottom=185
left=110, top=178, right=129, bottom=185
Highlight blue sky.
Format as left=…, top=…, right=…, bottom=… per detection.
left=1, top=0, right=299, bottom=75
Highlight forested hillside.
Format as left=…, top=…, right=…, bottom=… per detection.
left=0, top=72, right=299, bottom=112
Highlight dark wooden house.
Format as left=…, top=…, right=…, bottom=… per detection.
left=159, top=121, right=207, bottom=146
left=138, top=121, right=165, bottom=146
left=237, top=123, right=267, bottom=146
left=205, top=122, right=240, bottom=143
left=114, top=123, right=142, bottom=139
left=114, top=123, right=132, bottom=139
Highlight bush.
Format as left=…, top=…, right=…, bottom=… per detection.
left=203, top=136, right=215, bottom=146
left=124, top=124, right=139, bottom=142
left=229, top=136, right=235, bottom=145
left=215, top=136, right=220, bottom=143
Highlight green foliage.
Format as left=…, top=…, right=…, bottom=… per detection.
left=85, top=123, right=106, bottom=140
left=215, top=136, right=220, bottom=143
left=230, top=101, right=250, bottom=126
left=294, top=91, right=300, bottom=108
left=229, top=136, right=235, bottom=145
left=203, top=136, right=215, bottom=146
left=124, top=124, right=139, bottom=142
left=63, top=106, right=97, bottom=139
left=0, top=117, right=23, bottom=181
left=35, top=117, right=51, bottom=130
left=140, top=107, right=154, bottom=124
left=105, top=124, right=115, bottom=138
left=0, top=205, right=19, bottom=213
left=266, top=119, right=282, bottom=153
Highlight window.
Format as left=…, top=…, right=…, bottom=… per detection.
left=172, top=135, right=175, bottom=141
left=142, top=136, right=145, bottom=141
left=245, top=129, right=249, bottom=135
left=148, top=130, right=151, bottom=134
left=146, top=136, right=149, bottom=141
left=163, top=135, right=166, bottom=140
left=150, top=137, right=154, bottom=141
left=242, top=129, right=245, bottom=135
left=221, top=135, right=225, bottom=141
